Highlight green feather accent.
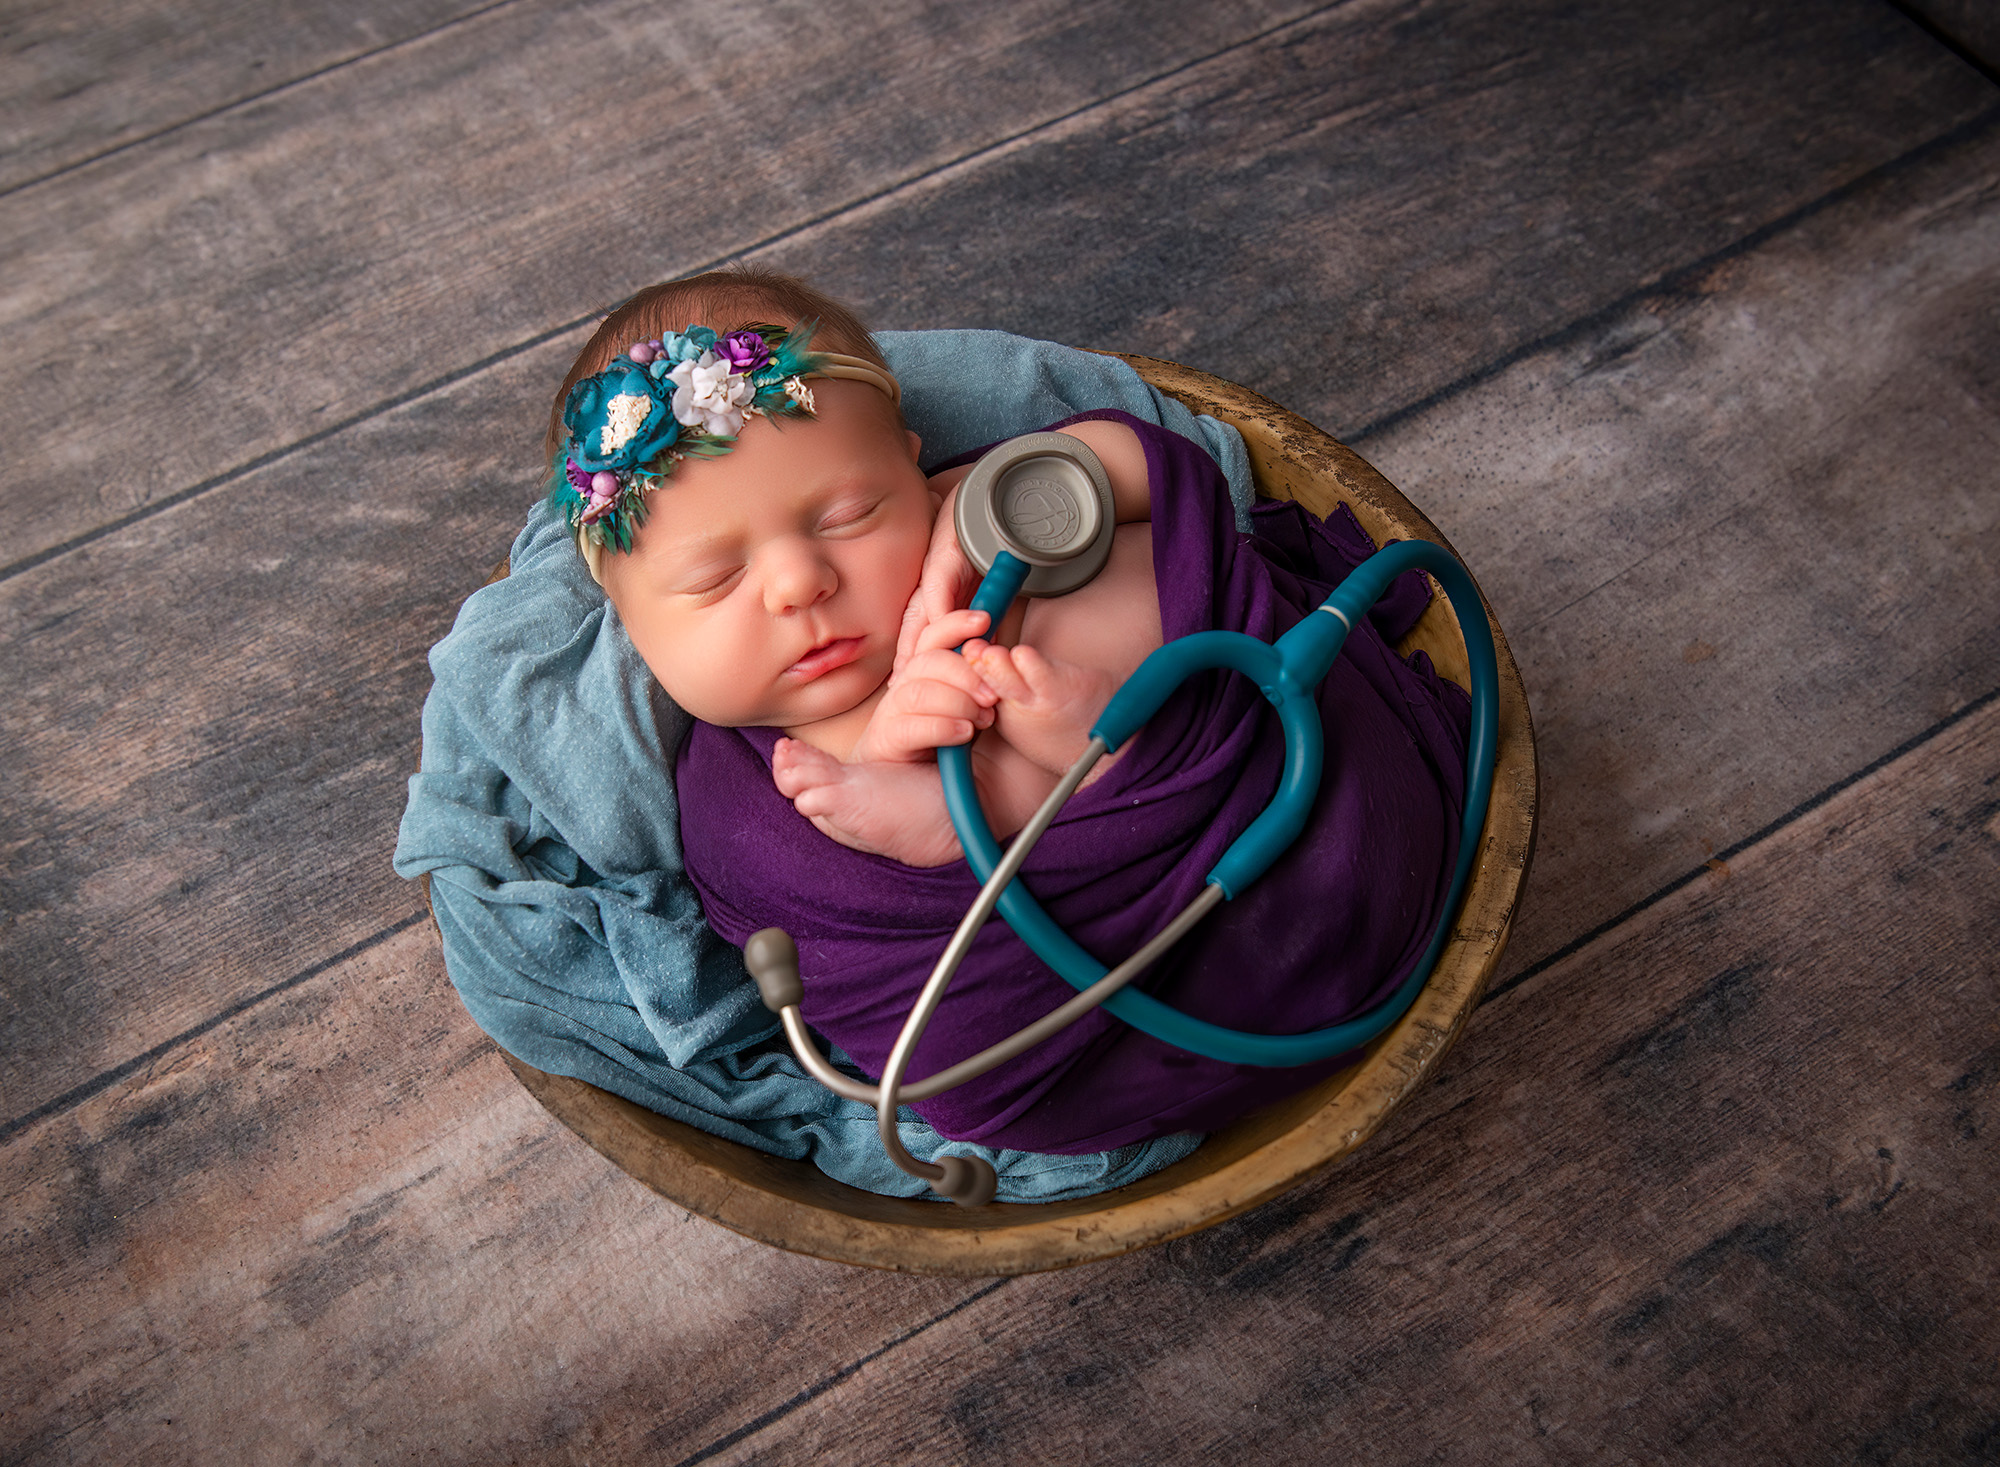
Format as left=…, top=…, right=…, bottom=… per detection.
left=678, top=432, right=735, bottom=459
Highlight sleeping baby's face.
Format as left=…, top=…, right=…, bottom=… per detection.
left=599, top=378, right=934, bottom=731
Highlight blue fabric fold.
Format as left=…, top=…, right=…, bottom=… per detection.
left=394, top=330, right=1255, bottom=1200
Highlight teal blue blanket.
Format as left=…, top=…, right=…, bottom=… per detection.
left=393, top=330, right=1254, bottom=1201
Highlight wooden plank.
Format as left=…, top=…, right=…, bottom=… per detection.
left=1900, top=0, right=2000, bottom=74
left=0, top=0, right=495, bottom=193
left=1356, top=117, right=2000, bottom=981
left=688, top=698, right=2000, bottom=1464
left=0, top=334, right=577, bottom=1123
left=0, top=0, right=1317, bottom=567
left=8, top=613, right=1991, bottom=1462
left=0, top=924, right=989, bottom=1462
left=760, top=0, right=1991, bottom=442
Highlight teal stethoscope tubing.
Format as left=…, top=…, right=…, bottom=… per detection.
left=937, top=537, right=1500, bottom=1068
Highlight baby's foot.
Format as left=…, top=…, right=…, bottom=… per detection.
left=966, top=641, right=1116, bottom=775
left=771, top=738, right=965, bottom=868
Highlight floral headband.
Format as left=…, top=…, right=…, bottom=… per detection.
left=550, top=319, right=902, bottom=582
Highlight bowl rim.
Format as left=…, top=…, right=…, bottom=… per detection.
left=453, top=354, right=1540, bottom=1276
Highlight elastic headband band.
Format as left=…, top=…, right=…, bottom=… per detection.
left=549, top=320, right=902, bottom=585
left=815, top=353, right=902, bottom=406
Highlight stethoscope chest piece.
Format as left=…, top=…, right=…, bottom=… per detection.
left=952, top=432, right=1115, bottom=597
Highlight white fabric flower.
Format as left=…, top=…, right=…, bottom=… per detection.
left=668, top=352, right=756, bottom=437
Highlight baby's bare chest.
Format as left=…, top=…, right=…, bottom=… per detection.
left=1016, top=522, right=1161, bottom=689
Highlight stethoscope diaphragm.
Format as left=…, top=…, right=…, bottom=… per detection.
left=951, top=432, right=1115, bottom=597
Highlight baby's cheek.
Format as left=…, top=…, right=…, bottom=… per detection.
left=623, top=619, right=749, bottom=725
left=864, top=530, right=929, bottom=625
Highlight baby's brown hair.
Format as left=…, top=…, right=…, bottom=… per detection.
left=545, top=266, right=891, bottom=462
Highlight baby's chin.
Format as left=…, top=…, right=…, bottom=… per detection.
left=668, top=663, right=886, bottom=731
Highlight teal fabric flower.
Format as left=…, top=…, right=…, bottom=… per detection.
left=659, top=326, right=718, bottom=365
left=564, top=360, right=679, bottom=472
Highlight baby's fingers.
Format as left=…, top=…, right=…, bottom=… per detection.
left=913, top=608, right=990, bottom=655
left=1004, top=642, right=1066, bottom=698
left=882, top=711, right=984, bottom=751
left=970, top=644, right=1032, bottom=703
left=887, top=676, right=995, bottom=728
left=902, top=647, right=999, bottom=705
left=976, top=647, right=1072, bottom=711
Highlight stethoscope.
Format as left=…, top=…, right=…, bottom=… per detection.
left=744, top=432, right=1499, bottom=1205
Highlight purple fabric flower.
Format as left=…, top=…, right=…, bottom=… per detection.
left=717, top=330, right=771, bottom=373
left=565, top=458, right=592, bottom=493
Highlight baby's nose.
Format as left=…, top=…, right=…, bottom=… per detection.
left=761, top=539, right=837, bottom=613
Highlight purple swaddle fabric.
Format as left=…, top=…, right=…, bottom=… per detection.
left=676, top=412, right=1470, bottom=1154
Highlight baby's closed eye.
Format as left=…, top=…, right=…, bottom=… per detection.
left=815, top=495, right=886, bottom=534
left=678, top=564, right=745, bottom=599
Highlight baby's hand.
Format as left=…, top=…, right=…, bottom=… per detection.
left=963, top=639, right=1116, bottom=776
left=893, top=471, right=980, bottom=679
left=852, top=609, right=997, bottom=764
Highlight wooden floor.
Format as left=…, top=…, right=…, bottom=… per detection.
left=4, top=1, right=1996, bottom=1460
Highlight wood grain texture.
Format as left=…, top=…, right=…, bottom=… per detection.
left=0, top=0, right=496, bottom=193
left=502, top=361, right=1540, bottom=1275
left=0, top=925, right=992, bottom=1464
left=0, top=0, right=1316, bottom=567
left=0, top=0, right=1994, bottom=1456
left=692, top=699, right=2000, bottom=1466
left=5, top=0, right=1994, bottom=1214
left=0, top=335, right=579, bottom=1123
left=1359, top=117, right=2000, bottom=981
left=1901, top=0, right=2000, bottom=73
left=763, top=0, right=1993, bottom=443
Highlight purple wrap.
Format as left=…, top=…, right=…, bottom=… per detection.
left=677, top=412, right=1470, bottom=1153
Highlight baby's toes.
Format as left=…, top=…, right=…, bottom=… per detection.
left=771, top=737, right=846, bottom=799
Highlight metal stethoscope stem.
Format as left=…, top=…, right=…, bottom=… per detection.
left=744, top=735, right=1228, bottom=1205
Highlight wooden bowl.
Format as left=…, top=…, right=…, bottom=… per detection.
left=460, top=355, right=1538, bottom=1275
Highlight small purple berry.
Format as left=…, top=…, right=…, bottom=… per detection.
left=590, top=471, right=620, bottom=497
left=628, top=343, right=657, bottom=365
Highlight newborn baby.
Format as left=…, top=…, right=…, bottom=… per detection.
left=553, top=266, right=1471, bottom=1154
left=594, top=363, right=1157, bottom=870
